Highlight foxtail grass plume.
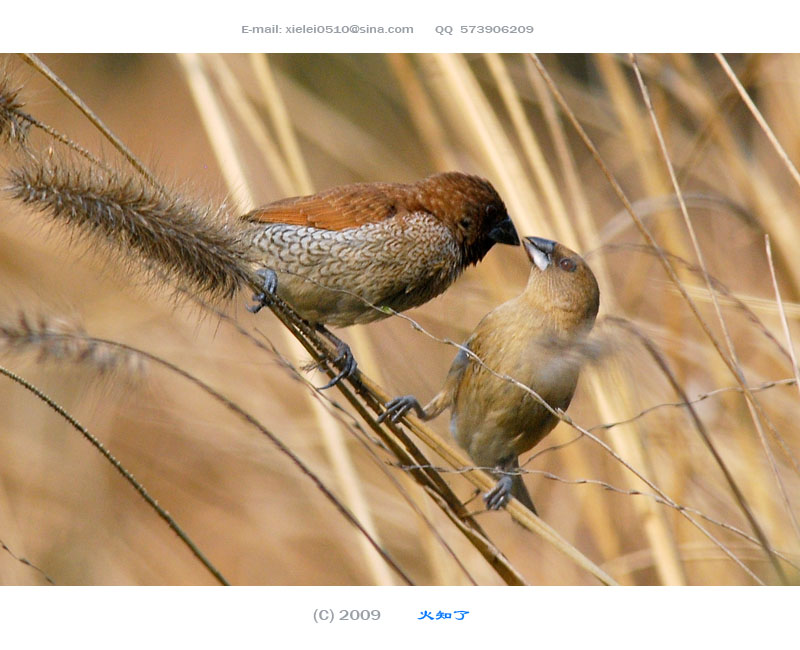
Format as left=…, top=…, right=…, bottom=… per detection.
left=0, top=71, right=31, bottom=145
left=6, top=159, right=257, bottom=299
left=0, top=312, right=144, bottom=374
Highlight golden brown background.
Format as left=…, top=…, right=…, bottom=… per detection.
left=0, top=53, right=798, bottom=585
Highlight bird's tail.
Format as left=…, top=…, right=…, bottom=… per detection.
left=509, top=459, right=538, bottom=516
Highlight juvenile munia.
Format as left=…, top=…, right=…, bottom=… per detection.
left=380, top=236, right=600, bottom=514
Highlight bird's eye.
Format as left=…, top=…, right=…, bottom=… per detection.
left=485, top=205, right=497, bottom=219
left=559, top=258, right=577, bottom=272
left=460, top=217, right=472, bottom=229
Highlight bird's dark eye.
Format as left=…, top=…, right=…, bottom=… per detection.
left=460, top=217, right=472, bottom=229
left=485, top=204, right=497, bottom=219
left=559, top=258, right=577, bottom=272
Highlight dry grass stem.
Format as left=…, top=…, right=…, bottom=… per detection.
left=0, top=535, right=55, bottom=585
left=630, top=55, right=789, bottom=583
left=3, top=54, right=799, bottom=585
left=715, top=53, right=800, bottom=194
left=248, top=53, right=314, bottom=194
left=178, top=52, right=398, bottom=585
left=0, top=362, right=229, bottom=585
left=18, top=54, right=167, bottom=195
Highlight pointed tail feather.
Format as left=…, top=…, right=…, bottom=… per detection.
left=510, top=461, right=538, bottom=516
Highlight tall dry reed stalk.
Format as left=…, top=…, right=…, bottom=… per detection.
left=0, top=53, right=798, bottom=585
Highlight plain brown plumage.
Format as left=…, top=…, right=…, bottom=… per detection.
left=241, top=172, right=519, bottom=385
left=380, top=236, right=600, bottom=514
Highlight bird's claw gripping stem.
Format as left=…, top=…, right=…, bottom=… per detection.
left=483, top=475, right=513, bottom=510
left=377, top=395, right=424, bottom=423
left=316, top=326, right=358, bottom=389
left=318, top=339, right=358, bottom=389
left=246, top=268, right=278, bottom=313
left=246, top=269, right=357, bottom=389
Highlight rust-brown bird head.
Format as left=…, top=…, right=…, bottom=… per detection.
left=522, top=236, right=600, bottom=332
left=414, top=172, right=519, bottom=265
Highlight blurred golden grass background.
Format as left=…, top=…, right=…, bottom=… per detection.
left=1, top=53, right=799, bottom=585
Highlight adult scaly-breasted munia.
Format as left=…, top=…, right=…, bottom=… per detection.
left=241, top=172, right=519, bottom=385
left=380, top=236, right=600, bottom=514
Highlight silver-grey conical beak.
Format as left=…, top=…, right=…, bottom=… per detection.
left=524, top=236, right=555, bottom=271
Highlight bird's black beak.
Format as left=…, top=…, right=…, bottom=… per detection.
left=524, top=236, right=555, bottom=271
left=488, top=216, right=520, bottom=246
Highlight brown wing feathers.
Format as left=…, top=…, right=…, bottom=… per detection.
left=243, top=183, right=412, bottom=231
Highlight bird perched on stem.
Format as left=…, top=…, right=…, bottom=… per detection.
left=380, top=236, right=600, bottom=514
left=241, top=172, right=519, bottom=387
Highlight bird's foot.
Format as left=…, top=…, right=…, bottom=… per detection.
left=484, top=475, right=513, bottom=510
left=317, top=327, right=358, bottom=389
left=377, top=395, right=424, bottom=423
left=246, top=268, right=278, bottom=314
